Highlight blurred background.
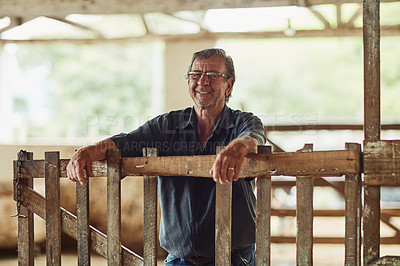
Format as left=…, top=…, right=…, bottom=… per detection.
left=1, top=1, right=400, bottom=265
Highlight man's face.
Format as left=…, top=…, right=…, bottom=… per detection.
left=188, top=56, right=233, bottom=114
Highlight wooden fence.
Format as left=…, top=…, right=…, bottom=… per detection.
left=12, top=140, right=399, bottom=265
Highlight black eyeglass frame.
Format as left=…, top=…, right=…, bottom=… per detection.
left=186, top=71, right=229, bottom=80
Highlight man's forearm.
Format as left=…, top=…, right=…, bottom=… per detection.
left=228, top=135, right=259, bottom=155
left=80, top=138, right=117, bottom=162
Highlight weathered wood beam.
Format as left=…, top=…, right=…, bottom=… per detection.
left=163, top=12, right=209, bottom=33
left=363, top=0, right=381, bottom=264
left=271, top=208, right=400, bottom=217
left=336, top=3, right=342, bottom=28
left=344, top=143, right=361, bottom=266
left=140, top=14, right=150, bottom=35
left=76, top=179, right=91, bottom=265
left=255, top=146, right=272, bottom=266
left=142, top=148, right=158, bottom=266
left=46, top=16, right=105, bottom=38
left=215, top=146, right=232, bottom=266
left=369, top=256, right=400, bottom=265
left=106, top=149, right=122, bottom=265
left=16, top=149, right=360, bottom=179
left=296, top=144, right=314, bottom=266
left=364, top=140, right=400, bottom=186
left=1, top=0, right=399, bottom=18
left=45, top=151, right=61, bottom=266
left=270, top=236, right=400, bottom=244
left=2, top=25, right=400, bottom=44
left=308, top=6, right=332, bottom=29
left=345, top=4, right=362, bottom=27
left=15, top=151, right=34, bottom=266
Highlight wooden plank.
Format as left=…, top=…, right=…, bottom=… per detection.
left=45, top=151, right=62, bottom=266
left=362, top=0, right=382, bottom=249
left=256, top=146, right=272, bottom=266
left=344, top=143, right=361, bottom=266
left=16, top=149, right=361, bottom=179
left=363, top=0, right=381, bottom=142
left=142, top=148, right=158, bottom=266
left=123, top=150, right=360, bottom=178
left=4, top=25, right=400, bottom=46
left=19, top=185, right=144, bottom=264
left=215, top=146, right=232, bottom=266
left=107, top=149, right=122, bottom=266
left=296, top=144, right=314, bottom=266
left=15, top=159, right=106, bottom=179
left=264, top=123, right=400, bottom=132
left=363, top=140, right=400, bottom=185
left=16, top=151, right=34, bottom=266
left=363, top=186, right=381, bottom=264
left=3, top=0, right=399, bottom=18
left=271, top=236, right=399, bottom=245
left=363, top=0, right=381, bottom=261
left=76, top=177, right=90, bottom=265
left=271, top=208, right=400, bottom=217
left=369, top=256, right=400, bottom=265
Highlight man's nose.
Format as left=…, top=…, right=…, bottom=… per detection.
left=197, top=73, right=210, bottom=85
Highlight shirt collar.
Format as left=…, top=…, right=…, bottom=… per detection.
left=178, top=105, right=235, bottom=130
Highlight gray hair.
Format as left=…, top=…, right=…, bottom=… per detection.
left=187, top=48, right=235, bottom=102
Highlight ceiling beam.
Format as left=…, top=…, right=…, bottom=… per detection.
left=163, top=12, right=209, bottom=33
left=345, top=5, right=362, bottom=27
left=2, top=25, right=400, bottom=45
left=308, top=6, right=332, bottom=29
left=1, top=0, right=399, bottom=18
left=47, top=16, right=105, bottom=38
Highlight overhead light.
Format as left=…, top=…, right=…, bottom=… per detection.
left=283, top=18, right=296, bottom=37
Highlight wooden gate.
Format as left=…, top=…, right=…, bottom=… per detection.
left=15, top=141, right=396, bottom=265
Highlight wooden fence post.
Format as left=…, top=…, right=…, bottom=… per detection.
left=363, top=0, right=381, bottom=264
left=77, top=172, right=90, bottom=265
left=16, top=151, right=34, bottom=266
left=256, top=145, right=272, bottom=266
left=215, top=146, right=232, bottom=266
left=107, top=149, right=122, bottom=266
left=296, top=144, right=314, bottom=266
left=345, top=143, right=362, bottom=266
left=45, top=151, right=61, bottom=266
left=143, top=148, right=158, bottom=266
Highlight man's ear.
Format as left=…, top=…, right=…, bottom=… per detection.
left=225, top=78, right=234, bottom=97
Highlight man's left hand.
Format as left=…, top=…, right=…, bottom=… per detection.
left=209, top=136, right=258, bottom=184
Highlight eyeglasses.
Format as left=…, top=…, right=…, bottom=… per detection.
left=186, top=71, right=228, bottom=81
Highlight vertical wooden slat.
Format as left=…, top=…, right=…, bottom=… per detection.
left=143, top=148, right=158, bottom=266
left=107, top=149, right=122, bottom=266
left=17, top=151, right=34, bottom=266
left=77, top=174, right=90, bottom=266
left=215, top=146, right=232, bottom=266
left=363, top=0, right=381, bottom=264
left=345, top=143, right=362, bottom=266
left=296, top=144, right=313, bottom=266
left=45, top=151, right=61, bottom=266
left=256, top=145, right=272, bottom=266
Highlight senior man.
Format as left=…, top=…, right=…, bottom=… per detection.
left=67, top=48, right=265, bottom=265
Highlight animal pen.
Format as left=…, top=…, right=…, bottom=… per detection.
left=10, top=0, right=400, bottom=265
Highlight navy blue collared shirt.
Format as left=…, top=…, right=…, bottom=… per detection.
left=110, top=105, right=266, bottom=258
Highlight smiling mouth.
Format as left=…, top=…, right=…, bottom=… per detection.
left=196, top=90, right=212, bottom=94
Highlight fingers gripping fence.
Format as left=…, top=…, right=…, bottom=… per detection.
left=13, top=143, right=386, bottom=266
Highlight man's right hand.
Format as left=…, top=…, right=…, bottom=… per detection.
left=67, top=138, right=116, bottom=184
left=67, top=147, right=94, bottom=185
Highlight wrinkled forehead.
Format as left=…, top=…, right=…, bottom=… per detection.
left=191, top=56, right=226, bottom=73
